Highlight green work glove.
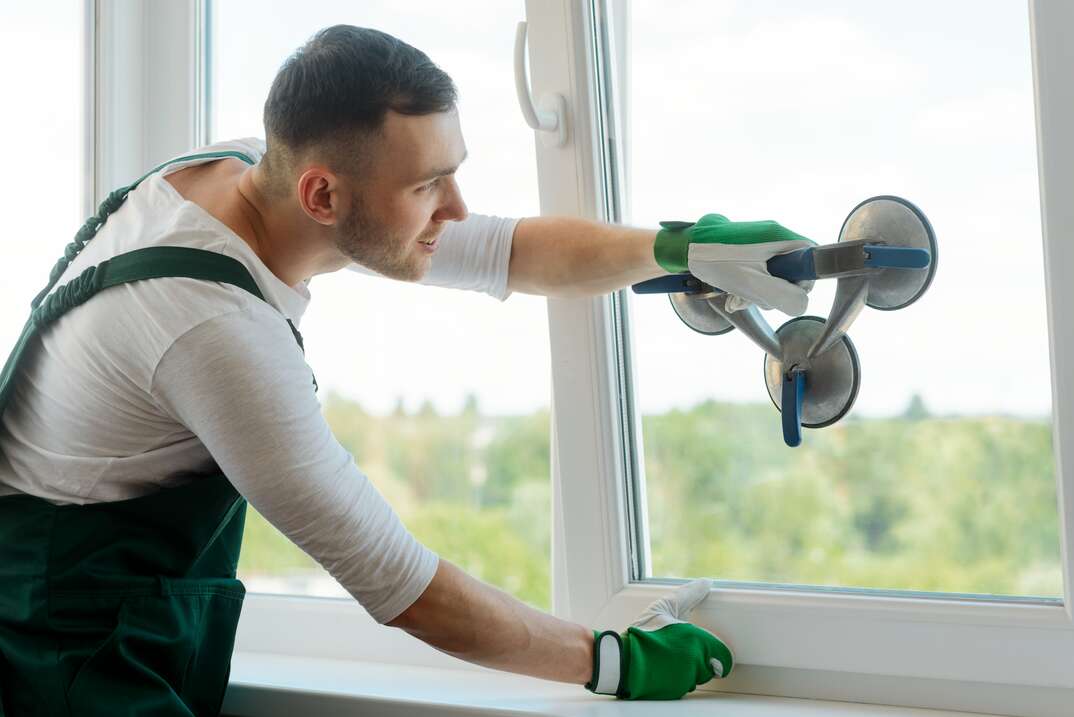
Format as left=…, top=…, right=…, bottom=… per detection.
left=585, top=579, right=733, bottom=700
left=654, top=213, right=816, bottom=315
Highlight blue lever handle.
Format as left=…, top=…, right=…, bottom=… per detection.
left=631, top=273, right=707, bottom=294
left=781, top=370, right=805, bottom=448
left=766, top=244, right=932, bottom=282
left=766, top=249, right=818, bottom=283
left=862, top=245, right=931, bottom=269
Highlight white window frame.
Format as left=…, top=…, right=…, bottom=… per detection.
left=93, top=0, right=209, bottom=200
left=544, top=1, right=1074, bottom=715
left=94, top=0, right=1073, bottom=714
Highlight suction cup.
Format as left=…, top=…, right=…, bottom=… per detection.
left=764, top=316, right=860, bottom=429
left=838, top=195, right=938, bottom=311
left=669, top=293, right=735, bottom=336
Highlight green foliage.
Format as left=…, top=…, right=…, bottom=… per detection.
left=239, top=392, right=552, bottom=610
left=238, top=505, right=320, bottom=575
left=405, top=498, right=550, bottom=610
left=481, top=411, right=551, bottom=508
left=239, top=392, right=1062, bottom=615
left=646, top=404, right=1061, bottom=597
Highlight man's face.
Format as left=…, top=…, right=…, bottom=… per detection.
left=335, top=108, right=468, bottom=282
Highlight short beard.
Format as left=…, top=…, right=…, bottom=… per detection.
left=334, top=190, right=427, bottom=282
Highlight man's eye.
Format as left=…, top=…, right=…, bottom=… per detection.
left=418, top=178, right=440, bottom=193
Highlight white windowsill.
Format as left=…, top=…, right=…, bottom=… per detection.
left=221, top=652, right=998, bottom=717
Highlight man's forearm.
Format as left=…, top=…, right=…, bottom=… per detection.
left=507, top=216, right=665, bottom=298
left=387, top=559, right=594, bottom=685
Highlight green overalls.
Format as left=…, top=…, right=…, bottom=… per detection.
left=0, top=151, right=314, bottom=715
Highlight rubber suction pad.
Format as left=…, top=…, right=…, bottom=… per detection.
left=838, top=195, right=938, bottom=311
left=669, top=293, right=735, bottom=336
left=764, top=316, right=860, bottom=428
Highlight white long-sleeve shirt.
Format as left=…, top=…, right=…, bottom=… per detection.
left=0, top=137, right=520, bottom=623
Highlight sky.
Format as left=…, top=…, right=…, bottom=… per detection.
left=0, top=0, right=1052, bottom=420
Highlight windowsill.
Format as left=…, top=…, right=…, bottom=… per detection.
left=222, top=652, right=998, bottom=717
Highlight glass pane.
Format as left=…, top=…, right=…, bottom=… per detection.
left=623, top=1, right=1060, bottom=598
left=1, top=2, right=84, bottom=355
left=211, top=1, right=551, bottom=608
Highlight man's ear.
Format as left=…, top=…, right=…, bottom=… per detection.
left=296, top=167, right=339, bottom=226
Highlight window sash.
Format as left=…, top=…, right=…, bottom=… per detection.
left=548, top=0, right=1074, bottom=710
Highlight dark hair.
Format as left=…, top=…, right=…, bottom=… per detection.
left=262, top=25, right=457, bottom=180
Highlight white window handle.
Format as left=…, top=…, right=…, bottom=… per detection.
left=513, top=21, right=568, bottom=147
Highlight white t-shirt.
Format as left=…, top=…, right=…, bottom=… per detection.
left=0, top=138, right=520, bottom=623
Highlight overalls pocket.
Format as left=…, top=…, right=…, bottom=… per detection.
left=60, top=577, right=245, bottom=717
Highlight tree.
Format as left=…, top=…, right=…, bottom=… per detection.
left=901, top=393, right=930, bottom=421
left=462, top=392, right=480, bottom=417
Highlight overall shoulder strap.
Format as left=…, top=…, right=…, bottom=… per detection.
left=32, top=150, right=256, bottom=309
left=0, top=246, right=274, bottom=417
left=0, top=147, right=322, bottom=421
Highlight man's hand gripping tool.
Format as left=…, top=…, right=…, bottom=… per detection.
left=632, top=196, right=938, bottom=447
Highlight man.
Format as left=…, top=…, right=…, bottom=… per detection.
left=0, top=25, right=812, bottom=714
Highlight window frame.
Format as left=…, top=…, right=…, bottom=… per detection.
left=96, top=0, right=1074, bottom=713
left=94, top=0, right=209, bottom=201
left=546, top=0, right=1074, bottom=713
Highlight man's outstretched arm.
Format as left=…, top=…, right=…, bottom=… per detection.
left=505, top=214, right=816, bottom=316
left=507, top=217, right=664, bottom=298
left=387, top=559, right=734, bottom=699
left=387, top=558, right=594, bottom=684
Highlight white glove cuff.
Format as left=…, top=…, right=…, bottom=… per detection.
left=590, top=631, right=622, bottom=696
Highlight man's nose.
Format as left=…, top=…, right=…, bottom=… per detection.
left=437, top=177, right=468, bottom=222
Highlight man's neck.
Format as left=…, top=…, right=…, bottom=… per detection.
left=166, top=159, right=338, bottom=287
left=236, top=167, right=354, bottom=286
left=235, top=169, right=299, bottom=285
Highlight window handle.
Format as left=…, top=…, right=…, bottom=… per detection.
left=513, top=21, right=568, bottom=147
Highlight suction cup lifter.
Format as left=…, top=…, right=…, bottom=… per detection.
left=632, top=195, right=937, bottom=448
